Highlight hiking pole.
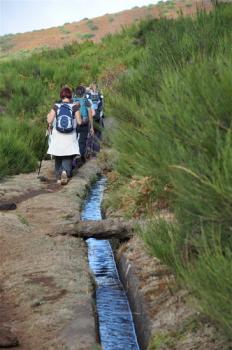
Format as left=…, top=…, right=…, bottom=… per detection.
left=37, top=129, right=49, bottom=178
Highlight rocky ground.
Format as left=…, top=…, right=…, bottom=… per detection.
left=1, top=155, right=232, bottom=350
left=0, top=160, right=101, bottom=350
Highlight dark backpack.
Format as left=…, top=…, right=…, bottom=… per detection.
left=85, top=133, right=100, bottom=159
left=56, top=103, right=74, bottom=133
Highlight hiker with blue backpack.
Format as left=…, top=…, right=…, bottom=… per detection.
left=47, top=86, right=81, bottom=185
left=86, top=82, right=104, bottom=138
left=73, top=85, right=94, bottom=164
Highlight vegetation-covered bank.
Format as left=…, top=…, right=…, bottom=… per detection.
left=106, top=3, right=232, bottom=339
left=1, top=1, right=232, bottom=342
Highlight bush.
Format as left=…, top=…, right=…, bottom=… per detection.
left=182, top=246, right=232, bottom=337
left=80, top=33, right=95, bottom=40
left=0, top=121, right=38, bottom=177
left=87, top=21, right=99, bottom=31
left=0, top=34, right=15, bottom=53
left=59, top=26, right=70, bottom=35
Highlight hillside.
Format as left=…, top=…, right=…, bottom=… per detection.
left=1, top=0, right=232, bottom=347
left=0, top=0, right=212, bottom=59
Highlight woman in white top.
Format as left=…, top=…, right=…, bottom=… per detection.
left=47, top=86, right=81, bottom=184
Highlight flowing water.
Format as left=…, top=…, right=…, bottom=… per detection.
left=81, top=177, right=140, bottom=350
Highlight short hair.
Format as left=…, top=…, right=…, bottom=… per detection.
left=60, top=86, right=72, bottom=99
left=75, top=85, right=86, bottom=97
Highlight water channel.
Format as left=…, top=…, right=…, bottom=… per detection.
left=81, top=177, right=140, bottom=350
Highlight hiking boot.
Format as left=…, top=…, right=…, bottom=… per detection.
left=61, top=171, right=68, bottom=185
left=81, top=155, right=86, bottom=164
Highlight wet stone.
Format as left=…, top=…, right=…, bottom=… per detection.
left=0, top=203, right=17, bottom=211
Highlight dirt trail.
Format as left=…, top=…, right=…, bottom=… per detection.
left=0, top=160, right=101, bottom=350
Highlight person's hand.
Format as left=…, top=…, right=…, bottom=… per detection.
left=90, top=127, right=94, bottom=135
left=47, top=123, right=52, bottom=134
left=74, top=102, right=80, bottom=111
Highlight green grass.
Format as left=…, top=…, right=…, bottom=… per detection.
left=80, top=33, right=96, bottom=40
left=181, top=247, right=232, bottom=337
left=17, top=213, right=30, bottom=226
left=106, top=3, right=232, bottom=338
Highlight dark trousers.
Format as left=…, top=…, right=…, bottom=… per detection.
left=77, top=124, right=89, bottom=159
left=55, top=156, right=73, bottom=179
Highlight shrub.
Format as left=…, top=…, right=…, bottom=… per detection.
left=0, top=119, right=38, bottom=176
left=80, top=33, right=95, bottom=40
left=0, top=35, right=15, bottom=52
left=59, top=26, right=70, bottom=35
left=87, top=21, right=99, bottom=31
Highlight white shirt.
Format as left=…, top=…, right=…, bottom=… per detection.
left=47, top=102, right=80, bottom=156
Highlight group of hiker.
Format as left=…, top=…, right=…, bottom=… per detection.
left=47, top=83, right=104, bottom=185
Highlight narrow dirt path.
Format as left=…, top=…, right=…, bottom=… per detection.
left=0, top=160, right=101, bottom=350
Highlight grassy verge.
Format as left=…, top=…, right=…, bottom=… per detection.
left=105, top=4, right=232, bottom=337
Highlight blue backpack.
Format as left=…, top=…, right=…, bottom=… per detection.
left=88, top=92, right=100, bottom=111
left=56, top=103, right=74, bottom=133
left=73, top=97, right=89, bottom=121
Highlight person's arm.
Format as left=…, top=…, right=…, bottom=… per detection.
left=47, top=108, right=56, bottom=131
left=88, top=107, right=94, bottom=134
left=73, top=103, right=81, bottom=125
left=75, top=110, right=82, bottom=125
left=85, top=100, right=94, bottom=134
left=88, top=99, right=95, bottom=117
left=91, top=107, right=96, bottom=117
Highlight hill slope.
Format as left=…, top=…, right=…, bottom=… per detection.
left=0, top=0, right=212, bottom=59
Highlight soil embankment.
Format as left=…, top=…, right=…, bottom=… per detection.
left=0, top=160, right=101, bottom=350
left=116, top=238, right=232, bottom=350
